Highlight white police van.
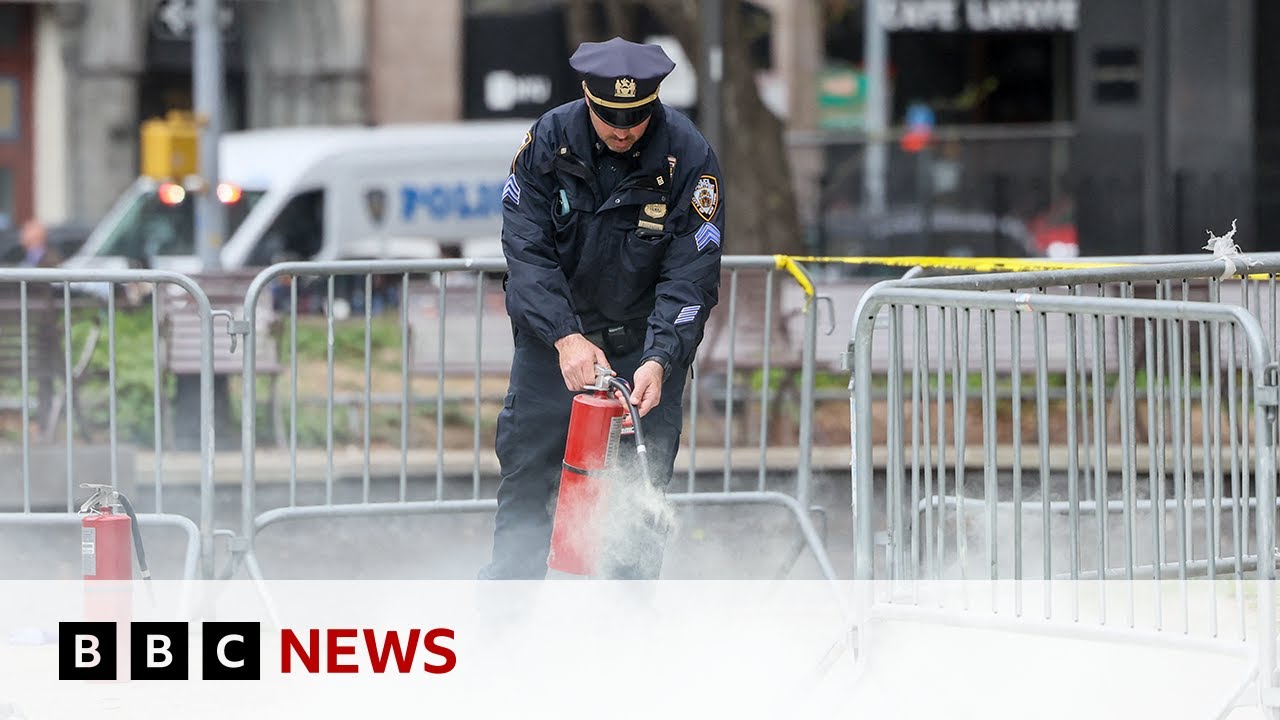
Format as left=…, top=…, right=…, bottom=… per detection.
left=64, top=119, right=534, bottom=273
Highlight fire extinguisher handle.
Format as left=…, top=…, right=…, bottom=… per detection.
left=591, top=363, right=616, bottom=390
left=77, top=483, right=114, bottom=513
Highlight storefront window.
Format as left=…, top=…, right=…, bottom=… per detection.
left=0, top=167, right=12, bottom=231
left=0, top=7, right=18, bottom=48
left=466, top=0, right=562, bottom=16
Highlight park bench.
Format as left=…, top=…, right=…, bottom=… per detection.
left=407, top=277, right=513, bottom=384
left=154, top=271, right=284, bottom=449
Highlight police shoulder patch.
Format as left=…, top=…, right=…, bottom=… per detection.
left=510, top=130, right=533, bottom=173
left=691, top=175, right=719, bottom=221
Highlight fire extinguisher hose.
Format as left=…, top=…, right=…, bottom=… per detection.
left=604, top=376, right=654, bottom=488
left=114, top=492, right=152, bottom=580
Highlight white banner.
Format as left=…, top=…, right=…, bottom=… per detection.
left=0, top=580, right=1266, bottom=718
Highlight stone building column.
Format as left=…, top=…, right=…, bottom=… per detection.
left=367, top=0, right=462, bottom=123
left=65, top=0, right=144, bottom=222
left=242, top=0, right=368, bottom=127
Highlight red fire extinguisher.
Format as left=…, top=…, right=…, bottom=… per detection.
left=548, top=364, right=654, bottom=576
left=80, top=484, right=150, bottom=680
left=79, top=483, right=150, bottom=583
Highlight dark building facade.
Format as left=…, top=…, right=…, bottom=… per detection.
left=450, top=0, right=1272, bottom=257
left=1073, top=0, right=1262, bottom=256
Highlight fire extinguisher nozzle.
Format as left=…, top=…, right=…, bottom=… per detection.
left=605, top=376, right=655, bottom=488
left=110, top=491, right=151, bottom=580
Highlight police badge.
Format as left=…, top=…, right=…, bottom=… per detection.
left=691, top=175, right=719, bottom=221
left=364, top=188, right=387, bottom=227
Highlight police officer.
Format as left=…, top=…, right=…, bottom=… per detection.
left=480, top=37, right=725, bottom=580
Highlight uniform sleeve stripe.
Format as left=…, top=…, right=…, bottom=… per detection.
left=675, top=304, right=701, bottom=325
left=694, top=222, right=721, bottom=251
left=502, top=174, right=521, bottom=205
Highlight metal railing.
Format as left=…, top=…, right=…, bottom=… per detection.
left=0, top=268, right=219, bottom=581
left=848, top=257, right=1280, bottom=714
left=226, top=256, right=838, bottom=583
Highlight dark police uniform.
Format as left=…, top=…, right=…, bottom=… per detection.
left=480, top=38, right=725, bottom=580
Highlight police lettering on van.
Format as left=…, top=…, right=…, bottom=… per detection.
left=400, top=181, right=504, bottom=223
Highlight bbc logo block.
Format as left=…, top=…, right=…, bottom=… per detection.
left=59, top=621, right=261, bottom=681
left=130, top=622, right=189, bottom=680
left=58, top=622, right=118, bottom=681
left=202, top=622, right=261, bottom=681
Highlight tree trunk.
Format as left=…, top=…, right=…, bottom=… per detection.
left=564, top=0, right=596, bottom=49
left=565, top=0, right=804, bottom=256
left=716, top=1, right=804, bottom=256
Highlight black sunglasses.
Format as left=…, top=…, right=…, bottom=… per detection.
left=588, top=99, right=655, bottom=129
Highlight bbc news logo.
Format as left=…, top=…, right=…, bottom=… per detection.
left=58, top=622, right=457, bottom=680
left=58, top=621, right=258, bottom=681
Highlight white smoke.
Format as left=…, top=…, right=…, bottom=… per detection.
left=545, top=447, right=679, bottom=580
left=596, top=461, right=679, bottom=579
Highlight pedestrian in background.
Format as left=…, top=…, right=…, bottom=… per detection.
left=18, top=218, right=61, bottom=268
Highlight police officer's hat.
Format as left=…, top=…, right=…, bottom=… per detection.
left=570, top=37, right=675, bottom=129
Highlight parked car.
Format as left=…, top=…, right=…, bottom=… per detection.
left=820, top=205, right=1041, bottom=260
left=1027, top=197, right=1080, bottom=258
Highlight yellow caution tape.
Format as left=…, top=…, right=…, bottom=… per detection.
left=773, top=255, right=817, bottom=299
left=783, top=254, right=1135, bottom=274
left=772, top=254, right=1134, bottom=301
left=771, top=254, right=1280, bottom=301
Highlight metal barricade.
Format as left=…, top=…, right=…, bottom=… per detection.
left=849, top=258, right=1280, bottom=714
left=229, top=256, right=837, bottom=582
left=0, top=268, right=219, bottom=581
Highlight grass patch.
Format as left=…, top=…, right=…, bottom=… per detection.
left=281, top=316, right=405, bottom=372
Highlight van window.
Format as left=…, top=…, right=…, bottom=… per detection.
left=246, top=189, right=324, bottom=266
left=95, top=187, right=264, bottom=261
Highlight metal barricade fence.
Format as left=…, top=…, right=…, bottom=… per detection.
left=229, top=256, right=837, bottom=582
left=849, top=259, right=1280, bottom=714
left=0, top=268, right=219, bottom=581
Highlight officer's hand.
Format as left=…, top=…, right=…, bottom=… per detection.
left=630, top=361, right=664, bottom=417
left=554, top=333, right=610, bottom=390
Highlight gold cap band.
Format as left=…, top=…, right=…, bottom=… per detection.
left=582, top=81, right=660, bottom=109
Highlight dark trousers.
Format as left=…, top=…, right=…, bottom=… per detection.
left=480, top=327, right=687, bottom=580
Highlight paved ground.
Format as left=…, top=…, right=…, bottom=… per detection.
left=1, top=467, right=856, bottom=582
left=4, top=456, right=1257, bottom=584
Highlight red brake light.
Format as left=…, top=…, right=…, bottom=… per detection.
left=157, top=182, right=186, bottom=205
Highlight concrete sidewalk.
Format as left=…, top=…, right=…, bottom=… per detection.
left=132, top=441, right=1247, bottom=486
left=129, top=444, right=856, bottom=486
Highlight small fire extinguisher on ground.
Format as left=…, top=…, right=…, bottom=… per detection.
left=79, top=484, right=151, bottom=681
left=79, top=483, right=150, bottom=583
left=548, top=364, right=655, bottom=576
